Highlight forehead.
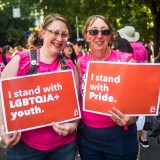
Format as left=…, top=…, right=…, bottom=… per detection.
left=48, top=20, right=69, bottom=32
left=88, top=18, right=109, bottom=29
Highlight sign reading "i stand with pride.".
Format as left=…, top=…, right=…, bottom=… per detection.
left=83, top=62, right=160, bottom=116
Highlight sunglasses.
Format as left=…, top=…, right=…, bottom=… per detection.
left=87, top=29, right=110, bottom=36
left=65, top=45, right=72, bottom=48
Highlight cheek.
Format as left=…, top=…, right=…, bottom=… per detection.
left=86, top=34, right=92, bottom=42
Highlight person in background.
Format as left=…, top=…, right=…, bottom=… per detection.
left=62, top=41, right=78, bottom=65
left=77, top=15, right=138, bottom=160
left=118, top=26, right=148, bottom=63
left=0, top=45, right=13, bottom=73
left=0, top=13, right=80, bottom=160
left=110, top=38, right=133, bottom=53
left=72, top=38, right=85, bottom=59
left=144, top=41, right=153, bottom=63
left=26, top=28, right=43, bottom=50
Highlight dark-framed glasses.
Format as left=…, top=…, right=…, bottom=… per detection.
left=45, top=29, right=69, bottom=39
left=87, top=29, right=110, bottom=36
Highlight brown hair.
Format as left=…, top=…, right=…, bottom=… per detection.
left=27, top=31, right=43, bottom=48
left=82, top=15, right=113, bottom=36
left=42, top=14, right=71, bottom=35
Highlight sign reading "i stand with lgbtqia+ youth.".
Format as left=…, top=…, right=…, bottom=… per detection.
left=1, top=70, right=81, bottom=134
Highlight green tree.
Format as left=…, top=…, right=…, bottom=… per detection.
left=0, top=0, right=159, bottom=55
left=0, top=0, right=35, bottom=47
left=28, top=0, right=159, bottom=53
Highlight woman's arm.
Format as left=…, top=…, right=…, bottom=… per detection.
left=0, top=55, right=21, bottom=147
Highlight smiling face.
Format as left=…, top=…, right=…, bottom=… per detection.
left=85, top=18, right=112, bottom=54
left=41, top=20, right=69, bottom=56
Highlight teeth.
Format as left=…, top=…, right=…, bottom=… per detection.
left=96, top=42, right=103, bottom=45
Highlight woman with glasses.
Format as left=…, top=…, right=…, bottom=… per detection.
left=0, top=14, right=79, bottom=160
left=77, top=15, right=138, bottom=160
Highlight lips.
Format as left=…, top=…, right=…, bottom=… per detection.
left=51, top=41, right=63, bottom=49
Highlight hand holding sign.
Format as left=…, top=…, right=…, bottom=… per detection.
left=52, top=120, right=79, bottom=136
left=108, top=107, right=137, bottom=126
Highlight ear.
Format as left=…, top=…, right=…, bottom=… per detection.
left=40, top=29, right=45, bottom=39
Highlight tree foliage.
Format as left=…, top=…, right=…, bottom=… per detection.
left=0, top=0, right=159, bottom=55
left=0, top=0, right=35, bottom=46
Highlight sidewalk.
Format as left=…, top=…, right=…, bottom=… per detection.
left=141, top=135, right=160, bottom=160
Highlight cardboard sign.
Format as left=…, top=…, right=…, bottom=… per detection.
left=1, top=70, right=81, bottom=133
left=84, top=62, right=160, bottom=116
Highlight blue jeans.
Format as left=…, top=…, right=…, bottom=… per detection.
left=77, top=121, right=138, bottom=160
left=6, top=139, right=77, bottom=160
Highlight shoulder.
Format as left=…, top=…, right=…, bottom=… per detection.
left=78, top=53, right=91, bottom=67
left=16, top=51, right=31, bottom=76
left=109, top=50, right=133, bottom=62
left=66, top=59, right=75, bottom=70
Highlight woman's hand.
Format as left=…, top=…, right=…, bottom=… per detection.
left=52, top=120, right=79, bottom=136
left=108, top=107, right=136, bottom=126
left=1, top=125, right=21, bottom=148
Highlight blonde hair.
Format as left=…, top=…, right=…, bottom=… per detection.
left=82, top=15, right=113, bottom=36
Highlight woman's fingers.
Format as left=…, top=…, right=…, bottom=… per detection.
left=2, top=131, right=21, bottom=148
left=108, top=107, right=135, bottom=126
left=8, top=131, right=21, bottom=148
left=52, top=122, right=77, bottom=136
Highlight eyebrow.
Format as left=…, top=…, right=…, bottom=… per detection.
left=89, top=27, right=109, bottom=29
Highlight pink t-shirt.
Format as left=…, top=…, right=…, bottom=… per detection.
left=0, top=54, right=4, bottom=72
left=16, top=49, right=76, bottom=151
left=79, top=50, right=132, bottom=128
left=130, top=42, right=148, bottom=62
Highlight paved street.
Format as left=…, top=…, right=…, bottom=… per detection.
left=1, top=133, right=160, bottom=160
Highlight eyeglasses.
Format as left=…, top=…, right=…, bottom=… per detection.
left=45, top=29, right=69, bottom=39
left=87, top=29, right=110, bottom=36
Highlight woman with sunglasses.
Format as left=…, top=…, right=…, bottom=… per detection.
left=77, top=15, right=138, bottom=160
left=0, top=14, right=79, bottom=160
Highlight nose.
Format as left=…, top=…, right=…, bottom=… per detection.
left=97, top=31, right=103, bottom=38
left=56, top=34, right=63, bottom=41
